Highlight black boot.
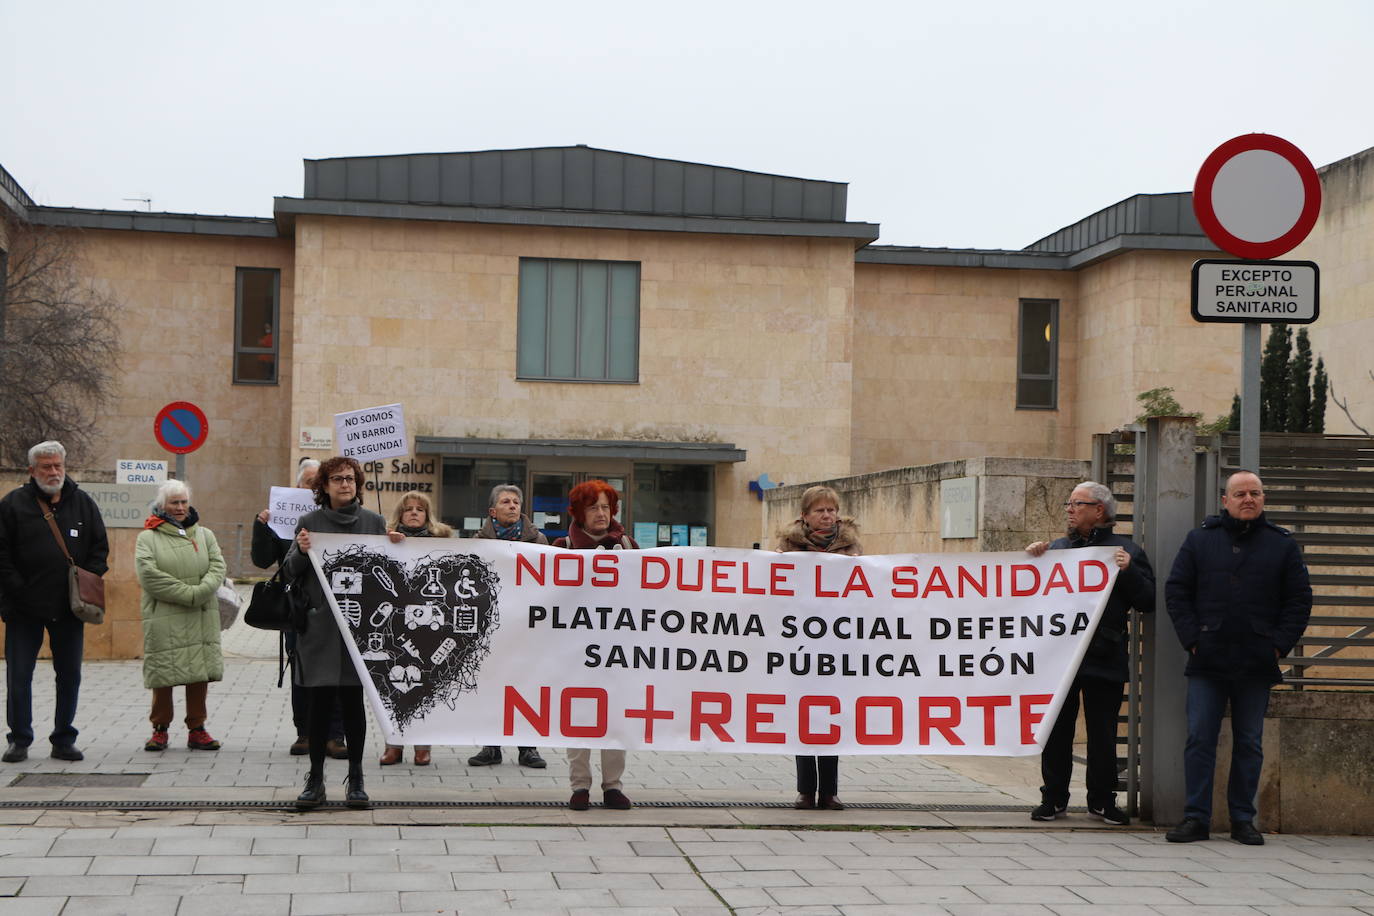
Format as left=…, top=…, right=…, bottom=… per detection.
left=296, top=771, right=326, bottom=810
left=346, top=765, right=370, bottom=809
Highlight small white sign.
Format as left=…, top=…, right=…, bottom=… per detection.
left=334, top=403, right=408, bottom=461
left=268, top=486, right=318, bottom=540
left=1191, top=259, right=1319, bottom=324
left=941, top=476, right=978, bottom=539
left=299, top=426, right=334, bottom=450
left=116, top=459, right=167, bottom=486
left=84, top=483, right=159, bottom=529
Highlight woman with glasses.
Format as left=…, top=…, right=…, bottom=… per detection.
left=283, top=456, right=401, bottom=810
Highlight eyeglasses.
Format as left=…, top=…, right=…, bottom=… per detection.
left=328, top=475, right=356, bottom=485
left=1063, top=500, right=1101, bottom=508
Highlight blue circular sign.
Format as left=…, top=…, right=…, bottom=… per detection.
left=153, top=401, right=209, bottom=454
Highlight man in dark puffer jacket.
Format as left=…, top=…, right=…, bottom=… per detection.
left=1165, top=470, right=1311, bottom=846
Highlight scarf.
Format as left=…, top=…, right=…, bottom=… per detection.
left=397, top=523, right=431, bottom=537
left=1066, top=524, right=1112, bottom=548
left=804, top=523, right=839, bottom=552
left=143, top=506, right=201, bottom=531
left=320, top=502, right=362, bottom=527
left=492, top=518, right=524, bottom=540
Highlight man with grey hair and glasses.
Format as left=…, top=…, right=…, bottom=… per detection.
left=0, top=441, right=109, bottom=763
left=1025, top=481, right=1155, bottom=825
left=469, top=483, right=549, bottom=769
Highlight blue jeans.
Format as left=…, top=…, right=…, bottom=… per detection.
left=1184, top=675, right=1270, bottom=825
left=5, top=612, right=84, bottom=748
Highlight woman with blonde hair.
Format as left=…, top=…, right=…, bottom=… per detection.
left=379, top=490, right=451, bottom=766
left=776, top=485, right=861, bottom=810
left=134, top=480, right=226, bottom=752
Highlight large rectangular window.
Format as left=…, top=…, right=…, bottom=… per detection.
left=517, top=258, right=639, bottom=382
left=234, top=267, right=280, bottom=384
left=1017, top=298, right=1058, bottom=409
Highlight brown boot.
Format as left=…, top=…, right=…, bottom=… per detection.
left=413, top=746, right=431, bottom=766
left=379, top=745, right=403, bottom=766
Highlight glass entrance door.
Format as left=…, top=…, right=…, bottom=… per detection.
left=528, top=472, right=627, bottom=542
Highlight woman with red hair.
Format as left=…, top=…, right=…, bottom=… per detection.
left=551, top=480, right=638, bottom=551
left=553, top=480, right=638, bottom=809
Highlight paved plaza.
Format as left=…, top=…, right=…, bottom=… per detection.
left=0, top=610, right=1368, bottom=913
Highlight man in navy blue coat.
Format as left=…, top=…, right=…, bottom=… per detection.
left=1026, top=481, right=1155, bottom=826
left=1165, top=470, right=1311, bottom=845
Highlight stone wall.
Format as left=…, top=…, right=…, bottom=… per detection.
left=1215, top=690, right=1374, bottom=835
left=761, top=456, right=1091, bottom=555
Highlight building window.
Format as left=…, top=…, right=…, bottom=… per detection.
left=440, top=458, right=528, bottom=535
left=1017, top=299, right=1058, bottom=409
left=234, top=267, right=279, bottom=384
left=631, top=463, right=713, bottom=546
left=517, top=258, right=639, bottom=382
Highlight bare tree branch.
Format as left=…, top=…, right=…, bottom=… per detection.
left=1328, top=375, right=1372, bottom=437
left=0, top=216, right=122, bottom=466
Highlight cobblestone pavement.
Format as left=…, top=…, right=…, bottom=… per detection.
left=0, top=605, right=1368, bottom=913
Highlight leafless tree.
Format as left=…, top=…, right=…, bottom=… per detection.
left=1329, top=373, right=1372, bottom=436
left=0, top=215, right=122, bottom=466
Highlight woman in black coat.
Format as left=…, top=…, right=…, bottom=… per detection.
left=283, top=456, right=400, bottom=809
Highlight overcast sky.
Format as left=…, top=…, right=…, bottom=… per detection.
left=4, top=0, right=1367, bottom=249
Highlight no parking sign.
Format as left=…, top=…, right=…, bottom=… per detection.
left=153, top=401, right=209, bottom=454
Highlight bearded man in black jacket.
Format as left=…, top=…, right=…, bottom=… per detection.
left=0, top=441, right=109, bottom=763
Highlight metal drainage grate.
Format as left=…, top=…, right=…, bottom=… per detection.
left=10, top=773, right=149, bottom=788
left=0, top=797, right=1052, bottom=812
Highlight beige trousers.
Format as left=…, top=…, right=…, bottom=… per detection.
left=566, top=748, right=625, bottom=792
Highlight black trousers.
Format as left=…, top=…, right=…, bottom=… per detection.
left=306, top=685, right=366, bottom=772
left=1040, top=674, right=1124, bottom=807
left=795, top=755, right=839, bottom=798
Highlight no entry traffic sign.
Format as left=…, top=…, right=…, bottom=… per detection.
left=154, top=401, right=210, bottom=455
left=1193, top=134, right=1321, bottom=260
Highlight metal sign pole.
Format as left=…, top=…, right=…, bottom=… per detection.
left=1240, top=322, right=1262, bottom=472
left=176, top=453, right=186, bottom=483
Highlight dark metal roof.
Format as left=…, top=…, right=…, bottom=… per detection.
left=858, top=192, right=1220, bottom=271
left=274, top=196, right=879, bottom=244
left=1024, top=192, right=1207, bottom=253
left=304, top=146, right=851, bottom=223
left=0, top=163, right=34, bottom=220
left=415, top=436, right=746, bottom=463
left=28, top=207, right=279, bottom=238
left=857, top=247, right=1069, bottom=270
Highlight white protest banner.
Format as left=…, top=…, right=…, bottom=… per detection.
left=333, top=403, right=408, bottom=461
left=307, top=537, right=1119, bottom=756
left=267, top=487, right=320, bottom=540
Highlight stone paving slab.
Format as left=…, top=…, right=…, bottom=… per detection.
left=0, top=817, right=1366, bottom=914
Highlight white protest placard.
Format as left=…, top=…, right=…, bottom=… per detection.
left=334, top=403, right=408, bottom=461
left=268, top=487, right=319, bottom=540
left=307, top=537, right=1119, bottom=755
left=116, top=459, right=168, bottom=485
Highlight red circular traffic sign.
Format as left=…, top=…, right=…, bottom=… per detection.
left=153, top=401, right=210, bottom=454
left=1193, top=133, right=1321, bottom=260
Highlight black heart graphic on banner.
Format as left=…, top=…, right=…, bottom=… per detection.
left=320, top=544, right=501, bottom=731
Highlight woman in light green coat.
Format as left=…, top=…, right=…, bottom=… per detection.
left=134, top=480, right=226, bottom=752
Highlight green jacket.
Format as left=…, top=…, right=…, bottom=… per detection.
left=135, top=518, right=226, bottom=689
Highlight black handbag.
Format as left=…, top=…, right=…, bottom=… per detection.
left=244, top=567, right=295, bottom=631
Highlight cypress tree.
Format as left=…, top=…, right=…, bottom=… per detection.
left=1287, top=328, right=1313, bottom=433
left=1312, top=357, right=1328, bottom=433
left=1260, top=324, right=1292, bottom=431
left=1228, top=393, right=1241, bottom=431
